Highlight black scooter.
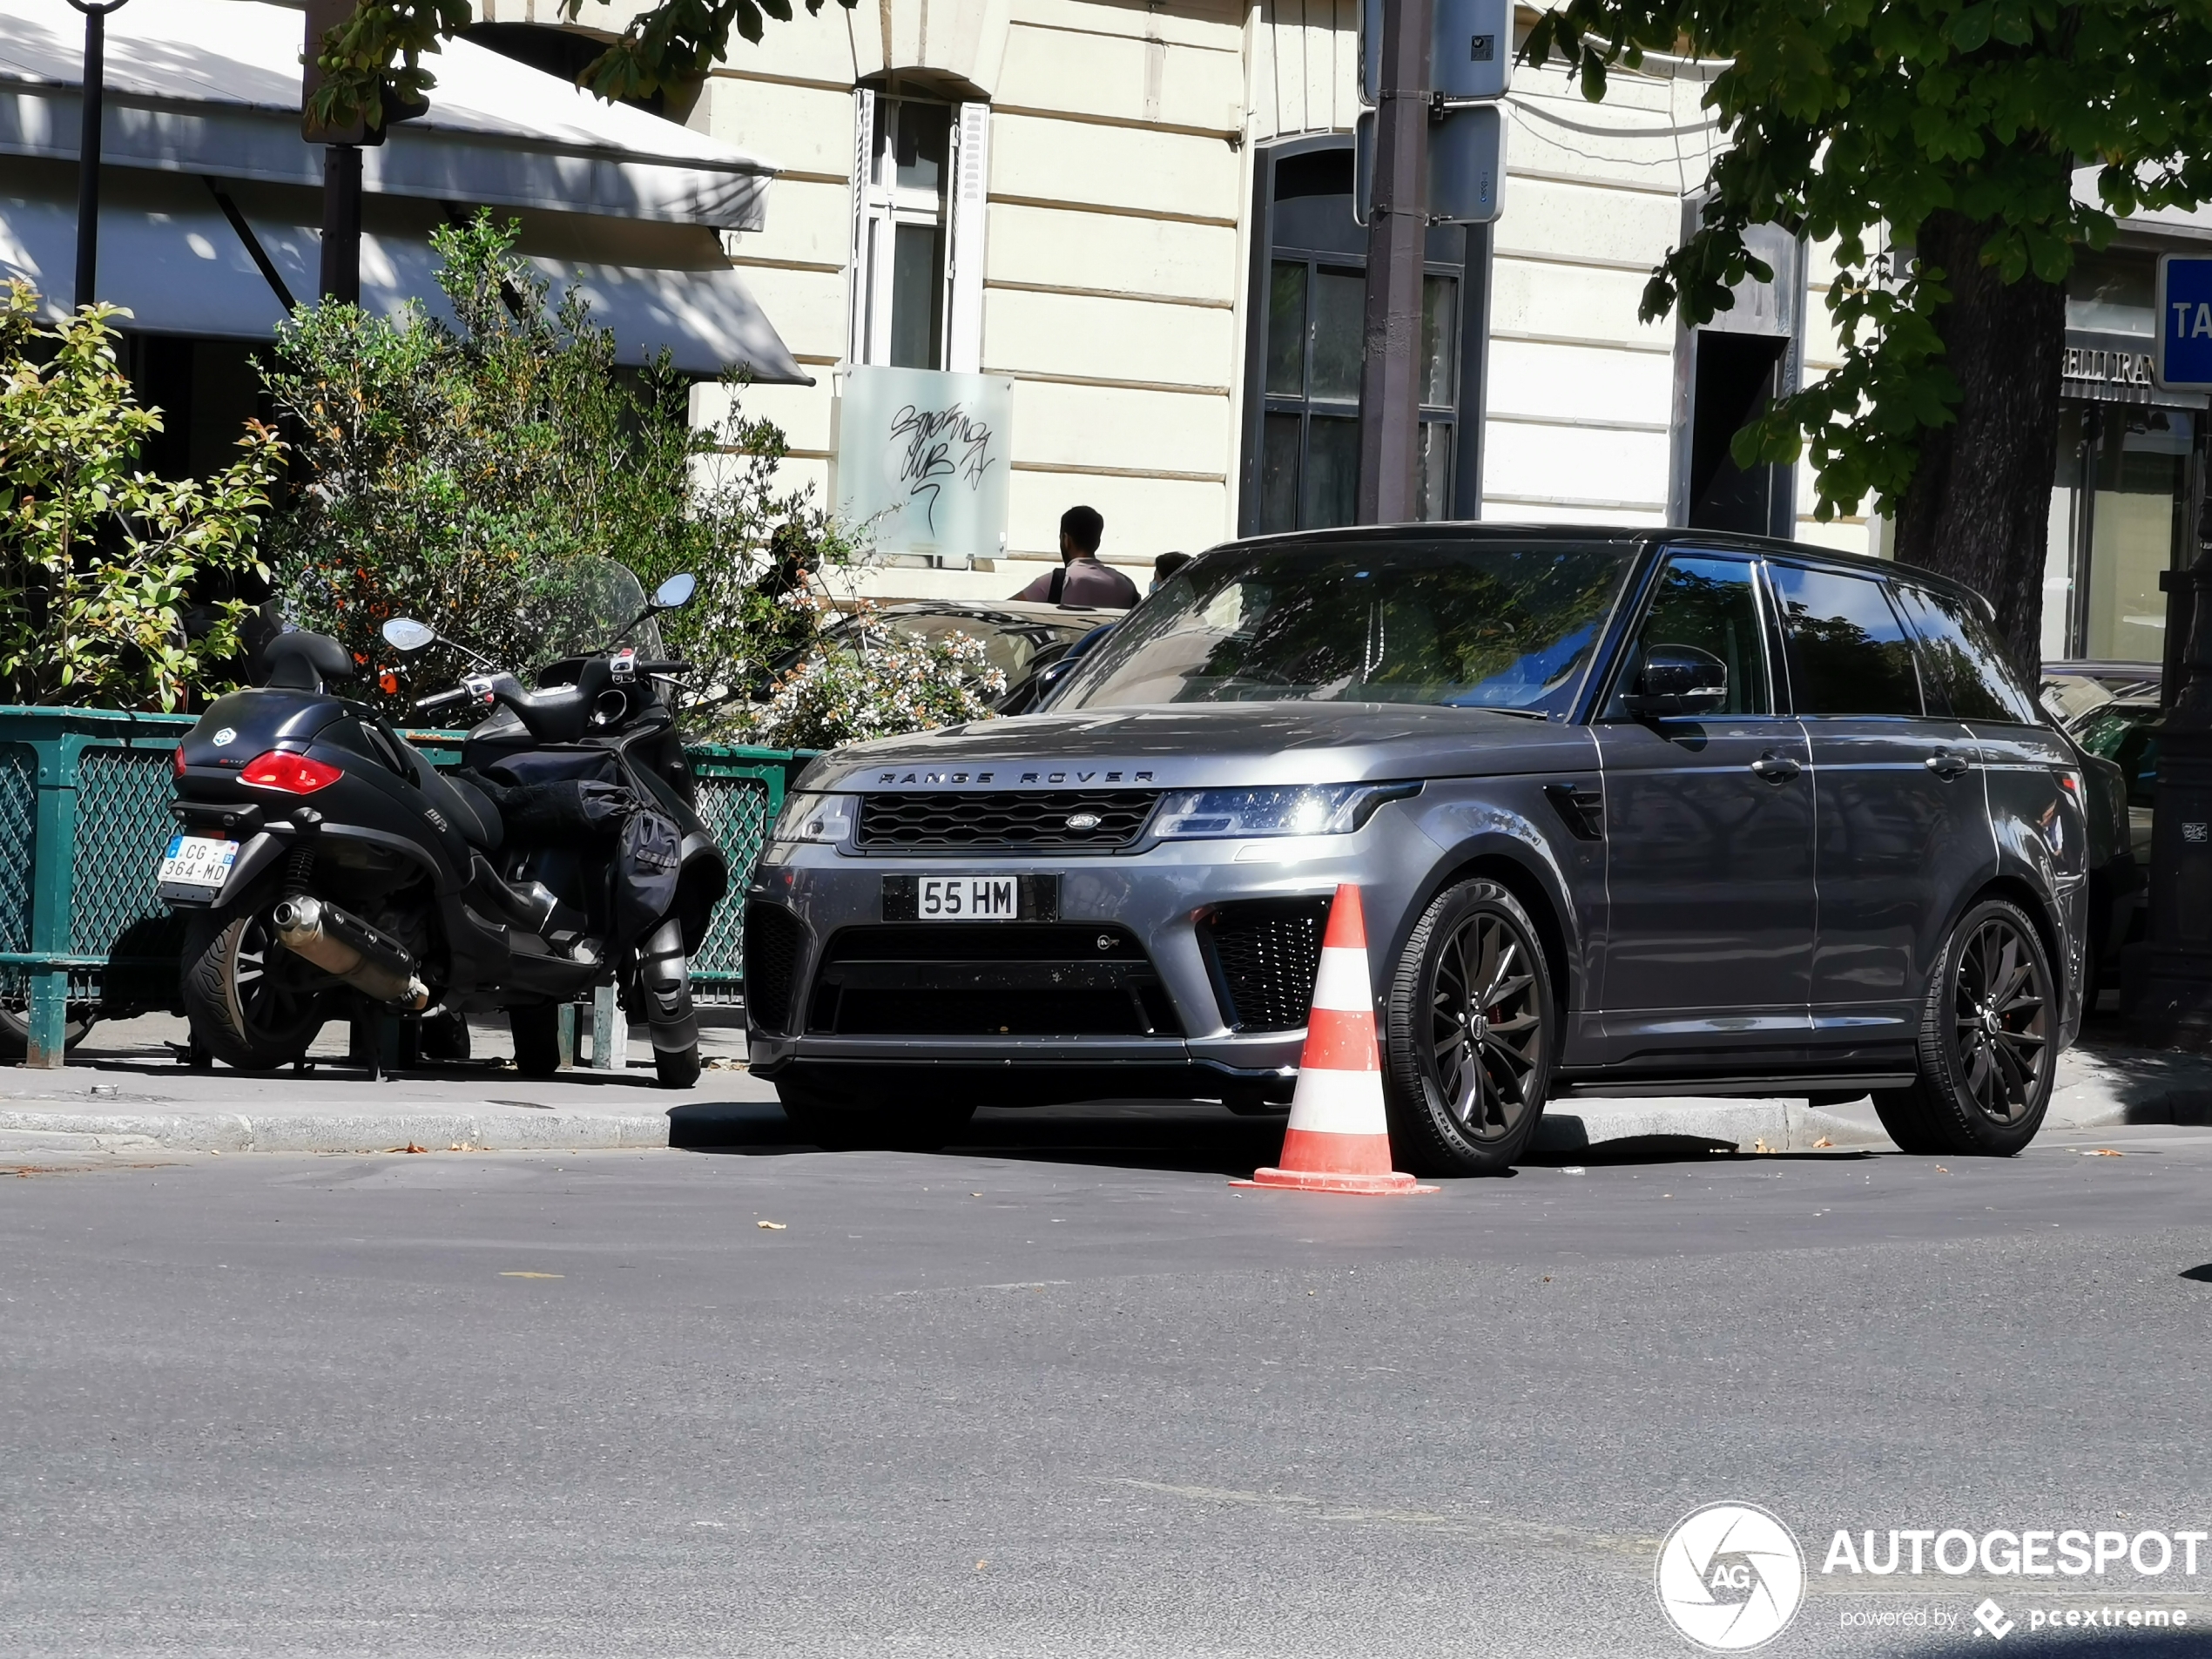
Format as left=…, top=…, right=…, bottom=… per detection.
left=161, top=571, right=726, bottom=1088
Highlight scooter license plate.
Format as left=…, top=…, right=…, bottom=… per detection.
left=158, top=833, right=238, bottom=898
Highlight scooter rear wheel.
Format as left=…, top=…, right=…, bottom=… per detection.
left=181, top=909, right=327, bottom=1071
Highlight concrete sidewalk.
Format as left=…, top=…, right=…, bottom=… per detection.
left=4, top=1015, right=2208, bottom=1157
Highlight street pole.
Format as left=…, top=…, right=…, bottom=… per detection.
left=319, top=145, right=363, bottom=303
left=1356, top=0, right=1433, bottom=524
left=67, top=0, right=131, bottom=311
left=302, top=0, right=368, bottom=304
left=2125, top=497, right=2212, bottom=1046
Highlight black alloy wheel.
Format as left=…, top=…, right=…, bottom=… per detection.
left=1384, top=878, right=1554, bottom=1177
left=180, top=908, right=328, bottom=1071
left=1872, top=897, right=2057, bottom=1157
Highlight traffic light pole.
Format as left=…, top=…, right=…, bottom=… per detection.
left=1356, top=0, right=1433, bottom=525
left=2126, top=502, right=2212, bottom=1044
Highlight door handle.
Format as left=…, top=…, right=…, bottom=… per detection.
left=1925, top=750, right=1973, bottom=780
left=1750, top=752, right=1802, bottom=784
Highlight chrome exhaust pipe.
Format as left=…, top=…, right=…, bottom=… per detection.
left=271, top=896, right=429, bottom=1009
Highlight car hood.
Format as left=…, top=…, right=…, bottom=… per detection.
left=798, top=702, right=1597, bottom=792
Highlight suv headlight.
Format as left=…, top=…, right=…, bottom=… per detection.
left=772, top=791, right=857, bottom=844
left=1152, top=782, right=1418, bottom=840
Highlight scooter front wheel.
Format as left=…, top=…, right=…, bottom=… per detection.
left=181, top=909, right=327, bottom=1071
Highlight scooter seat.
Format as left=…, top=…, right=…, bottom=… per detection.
left=422, top=768, right=504, bottom=851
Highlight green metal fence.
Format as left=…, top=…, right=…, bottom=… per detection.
left=0, top=705, right=809, bottom=1066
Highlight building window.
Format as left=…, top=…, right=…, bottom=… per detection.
left=849, top=91, right=989, bottom=374
left=1238, top=138, right=1485, bottom=536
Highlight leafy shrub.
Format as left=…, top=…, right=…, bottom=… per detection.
left=727, top=601, right=1007, bottom=751
left=0, top=283, right=283, bottom=711
left=261, top=212, right=847, bottom=717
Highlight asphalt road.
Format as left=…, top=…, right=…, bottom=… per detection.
left=3, top=1104, right=2210, bottom=1658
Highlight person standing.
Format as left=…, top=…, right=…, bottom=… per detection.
left=1011, top=506, right=1139, bottom=608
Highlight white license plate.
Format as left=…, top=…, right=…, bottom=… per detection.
left=158, top=833, right=238, bottom=894
left=918, top=874, right=1019, bottom=920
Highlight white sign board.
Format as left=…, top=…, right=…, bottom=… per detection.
left=1360, top=0, right=1514, bottom=105
left=835, top=366, right=1013, bottom=565
left=1355, top=103, right=1507, bottom=226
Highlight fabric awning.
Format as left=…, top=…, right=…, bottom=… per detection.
left=0, top=0, right=778, bottom=228
left=0, top=180, right=809, bottom=381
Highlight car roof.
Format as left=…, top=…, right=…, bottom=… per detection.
left=1204, top=521, right=1995, bottom=612
left=876, top=599, right=1120, bottom=630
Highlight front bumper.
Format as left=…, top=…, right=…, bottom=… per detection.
left=743, top=823, right=1427, bottom=1083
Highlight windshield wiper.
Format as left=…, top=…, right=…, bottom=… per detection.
left=1468, top=706, right=1550, bottom=720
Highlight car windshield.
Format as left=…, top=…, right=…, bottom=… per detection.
left=2073, top=703, right=2163, bottom=806
left=1053, top=539, right=1635, bottom=716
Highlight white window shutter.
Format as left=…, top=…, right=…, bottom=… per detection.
left=846, top=86, right=875, bottom=366
left=945, top=99, right=990, bottom=374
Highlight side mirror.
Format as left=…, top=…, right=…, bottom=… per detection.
left=381, top=618, right=436, bottom=653
left=1623, top=643, right=1728, bottom=718
left=654, top=573, right=698, bottom=610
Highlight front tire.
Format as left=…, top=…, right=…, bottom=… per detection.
left=1382, top=878, right=1554, bottom=1177
left=1871, top=897, right=2057, bottom=1157
left=509, top=1005, right=563, bottom=1078
left=180, top=909, right=327, bottom=1071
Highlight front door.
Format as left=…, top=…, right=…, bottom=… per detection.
left=1767, top=563, right=1996, bottom=1053
left=1592, top=553, right=1817, bottom=1063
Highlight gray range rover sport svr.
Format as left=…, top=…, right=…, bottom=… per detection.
left=745, top=527, right=2086, bottom=1174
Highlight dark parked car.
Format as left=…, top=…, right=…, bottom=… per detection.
left=771, top=601, right=1119, bottom=712
left=746, top=528, right=2087, bottom=1170
left=2040, top=663, right=2160, bottom=1000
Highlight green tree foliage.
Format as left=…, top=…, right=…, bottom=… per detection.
left=306, top=0, right=855, bottom=132
left=1523, top=0, right=2212, bottom=664
left=0, top=283, right=284, bottom=711
left=262, top=213, right=844, bottom=716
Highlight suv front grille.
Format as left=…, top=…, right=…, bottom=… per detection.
left=742, top=902, right=805, bottom=1035
left=806, top=924, right=1182, bottom=1037
left=856, top=791, right=1159, bottom=852
left=1199, top=897, right=1332, bottom=1032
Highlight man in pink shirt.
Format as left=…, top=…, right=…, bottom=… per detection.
left=1011, top=506, right=1140, bottom=608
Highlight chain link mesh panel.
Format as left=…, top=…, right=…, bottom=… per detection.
left=691, top=774, right=771, bottom=1004
left=71, top=747, right=180, bottom=955
left=0, top=745, right=33, bottom=1002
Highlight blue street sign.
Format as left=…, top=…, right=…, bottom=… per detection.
left=2155, top=253, right=2212, bottom=391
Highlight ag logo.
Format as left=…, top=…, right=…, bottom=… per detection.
left=1655, top=1502, right=1804, bottom=1651
left=212, top=727, right=237, bottom=748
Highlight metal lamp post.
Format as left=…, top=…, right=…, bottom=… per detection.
left=66, top=0, right=131, bottom=310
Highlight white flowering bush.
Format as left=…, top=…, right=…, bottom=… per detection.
left=728, top=602, right=1005, bottom=751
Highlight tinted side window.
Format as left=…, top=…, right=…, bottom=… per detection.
left=1605, top=555, right=1772, bottom=717
left=1768, top=564, right=1923, bottom=717
left=1891, top=583, right=2040, bottom=724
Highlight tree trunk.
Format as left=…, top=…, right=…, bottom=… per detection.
left=1892, top=208, right=2068, bottom=673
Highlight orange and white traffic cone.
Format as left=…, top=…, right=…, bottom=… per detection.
left=1234, top=883, right=1435, bottom=1195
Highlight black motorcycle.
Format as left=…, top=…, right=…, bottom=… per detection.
left=161, top=565, right=726, bottom=1088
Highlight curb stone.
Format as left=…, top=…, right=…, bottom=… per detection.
left=0, top=1109, right=671, bottom=1155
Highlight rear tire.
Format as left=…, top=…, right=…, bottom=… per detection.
left=0, top=1003, right=96, bottom=1059
left=509, top=1005, right=563, bottom=1079
left=637, top=921, right=700, bottom=1091
left=777, top=1073, right=976, bottom=1150
left=180, top=909, right=327, bottom=1072
left=1871, top=897, right=2057, bottom=1157
left=1382, top=878, right=1554, bottom=1177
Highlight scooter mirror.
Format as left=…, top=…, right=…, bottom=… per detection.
left=381, top=618, right=437, bottom=653
left=654, top=574, right=698, bottom=610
